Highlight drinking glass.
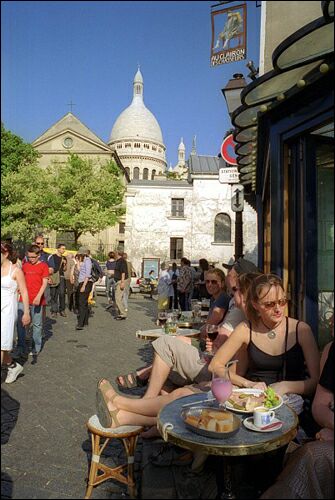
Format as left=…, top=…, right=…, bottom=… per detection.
left=158, top=311, right=168, bottom=332
left=211, top=367, right=233, bottom=409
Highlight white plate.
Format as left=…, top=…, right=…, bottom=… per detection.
left=225, top=388, right=283, bottom=413
left=243, top=417, right=283, bottom=433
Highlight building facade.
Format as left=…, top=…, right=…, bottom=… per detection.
left=32, top=68, right=258, bottom=274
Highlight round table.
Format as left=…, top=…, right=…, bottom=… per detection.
left=157, top=392, right=298, bottom=498
left=136, top=328, right=200, bottom=341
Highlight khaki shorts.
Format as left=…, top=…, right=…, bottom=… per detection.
left=152, top=335, right=212, bottom=387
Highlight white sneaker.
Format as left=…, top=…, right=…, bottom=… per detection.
left=5, top=362, right=23, bottom=383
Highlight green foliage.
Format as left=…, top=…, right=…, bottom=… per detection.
left=43, top=154, right=126, bottom=244
left=1, top=124, right=42, bottom=238
left=165, top=170, right=181, bottom=180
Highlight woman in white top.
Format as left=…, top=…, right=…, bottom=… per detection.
left=1, top=242, right=30, bottom=371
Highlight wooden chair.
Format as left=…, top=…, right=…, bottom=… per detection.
left=85, top=415, right=143, bottom=499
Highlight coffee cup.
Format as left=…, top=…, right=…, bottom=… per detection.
left=253, top=406, right=275, bottom=428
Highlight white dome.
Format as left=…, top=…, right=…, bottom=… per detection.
left=109, top=70, right=164, bottom=144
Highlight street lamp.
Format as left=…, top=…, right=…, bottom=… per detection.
left=221, top=73, right=247, bottom=261
left=221, top=73, right=247, bottom=116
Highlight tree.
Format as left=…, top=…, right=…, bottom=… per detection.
left=43, top=154, right=126, bottom=246
left=1, top=124, right=41, bottom=237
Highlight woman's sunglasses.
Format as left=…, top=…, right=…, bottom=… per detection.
left=259, top=299, right=287, bottom=309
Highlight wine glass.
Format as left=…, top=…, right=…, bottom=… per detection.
left=211, top=367, right=233, bottom=409
left=157, top=311, right=168, bottom=331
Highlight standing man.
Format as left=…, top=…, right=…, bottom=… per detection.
left=177, top=257, right=193, bottom=311
left=114, top=250, right=128, bottom=320
left=31, top=235, right=54, bottom=332
left=76, top=246, right=92, bottom=330
left=16, top=244, right=49, bottom=360
left=123, top=252, right=134, bottom=313
left=49, top=243, right=67, bottom=318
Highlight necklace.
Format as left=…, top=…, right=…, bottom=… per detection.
left=261, top=318, right=283, bottom=340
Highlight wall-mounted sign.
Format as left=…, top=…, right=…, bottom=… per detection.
left=219, top=167, right=239, bottom=184
left=210, top=3, right=247, bottom=67
left=231, top=184, right=244, bottom=212
left=221, top=134, right=238, bottom=165
left=142, top=258, right=160, bottom=279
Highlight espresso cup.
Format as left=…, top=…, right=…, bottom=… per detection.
left=253, top=406, right=275, bottom=428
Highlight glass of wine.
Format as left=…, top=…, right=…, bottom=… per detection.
left=158, top=311, right=168, bottom=331
left=211, top=366, right=233, bottom=409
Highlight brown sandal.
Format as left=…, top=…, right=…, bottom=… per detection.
left=96, top=379, right=120, bottom=428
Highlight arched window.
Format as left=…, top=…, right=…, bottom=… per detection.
left=151, top=170, right=156, bottom=180
left=125, top=167, right=130, bottom=178
left=214, top=213, right=231, bottom=243
left=133, top=167, right=140, bottom=180
left=143, top=168, right=149, bottom=180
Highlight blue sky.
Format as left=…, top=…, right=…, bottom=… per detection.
left=1, top=1, right=261, bottom=166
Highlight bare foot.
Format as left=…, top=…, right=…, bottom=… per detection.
left=141, top=426, right=161, bottom=439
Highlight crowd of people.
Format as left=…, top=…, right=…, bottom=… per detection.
left=1, top=239, right=333, bottom=497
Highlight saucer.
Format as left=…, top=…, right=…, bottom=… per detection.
left=243, top=417, right=283, bottom=433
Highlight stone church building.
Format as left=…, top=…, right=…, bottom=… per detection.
left=32, top=69, right=257, bottom=275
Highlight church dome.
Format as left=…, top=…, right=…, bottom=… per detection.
left=109, top=69, right=164, bottom=144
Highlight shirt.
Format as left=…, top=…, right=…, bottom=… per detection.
left=20, top=261, right=49, bottom=305
left=114, top=258, right=128, bottom=281
left=177, top=265, right=193, bottom=293
left=319, top=341, right=334, bottom=394
left=78, top=256, right=92, bottom=283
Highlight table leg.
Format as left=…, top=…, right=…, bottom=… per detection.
left=215, top=457, right=235, bottom=499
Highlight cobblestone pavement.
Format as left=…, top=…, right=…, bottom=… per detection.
left=1, top=293, right=157, bottom=499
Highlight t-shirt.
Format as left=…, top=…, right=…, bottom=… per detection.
left=20, top=261, right=49, bottom=305
left=114, top=258, right=128, bottom=281
left=319, top=341, right=334, bottom=394
left=209, top=292, right=230, bottom=315
left=106, top=260, right=117, bottom=271
left=51, top=254, right=66, bottom=276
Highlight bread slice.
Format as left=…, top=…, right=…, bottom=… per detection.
left=185, top=414, right=200, bottom=427
left=198, top=410, right=234, bottom=432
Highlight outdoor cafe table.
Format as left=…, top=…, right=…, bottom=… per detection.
left=136, top=328, right=200, bottom=341
left=157, top=392, right=298, bottom=499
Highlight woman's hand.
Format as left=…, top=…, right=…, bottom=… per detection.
left=315, top=427, right=334, bottom=442
left=80, top=285, right=85, bottom=293
left=205, top=338, right=214, bottom=353
left=269, top=381, right=288, bottom=396
left=250, top=381, right=268, bottom=391
left=22, top=312, right=31, bottom=327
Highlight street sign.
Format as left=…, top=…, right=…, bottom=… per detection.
left=219, top=167, right=239, bottom=184
left=221, top=134, right=237, bottom=165
left=231, top=184, right=244, bottom=212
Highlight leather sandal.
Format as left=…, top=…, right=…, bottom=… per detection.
left=116, top=370, right=149, bottom=389
left=96, top=379, right=120, bottom=428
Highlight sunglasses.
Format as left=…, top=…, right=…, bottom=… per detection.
left=35, top=242, right=44, bottom=246
left=259, top=298, right=287, bottom=309
left=205, top=279, right=219, bottom=285
left=231, top=286, right=240, bottom=293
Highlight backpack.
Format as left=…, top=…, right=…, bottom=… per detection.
left=91, top=258, right=104, bottom=283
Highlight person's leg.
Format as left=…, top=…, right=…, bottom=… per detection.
left=143, top=352, right=173, bottom=398
left=83, top=281, right=93, bottom=326
left=49, top=285, right=59, bottom=315
left=77, top=283, right=86, bottom=327
left=101, top=379, right=192, bottom=418
left=58, top=277, right=66, bottom=313
left=31, top=305, right=43, bottom=354
left=16, top=302, right=27, bottom=354
left=115, top=282, right=127, bottom=318
left=123, top=278, right=131, bottom=310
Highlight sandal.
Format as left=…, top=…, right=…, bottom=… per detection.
left=116, top=370, right=148, bottom=389
left=96, top=379, right=120, bottom=428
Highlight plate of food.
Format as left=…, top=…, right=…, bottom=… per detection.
left=181, top=406, right=241, bottom=439
left=225, top=387, right=283, bottom=413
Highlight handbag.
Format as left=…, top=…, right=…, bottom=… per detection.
left=49, top=270, right=60, bottom=287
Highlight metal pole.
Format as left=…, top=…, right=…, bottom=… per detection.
left=234, top=210, right=244, bottom=260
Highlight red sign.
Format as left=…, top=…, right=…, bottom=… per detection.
left=221, top=134, right=237, bottom=165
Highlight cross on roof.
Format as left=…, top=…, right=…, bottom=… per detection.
left=67, top=100, right=76, bottom=113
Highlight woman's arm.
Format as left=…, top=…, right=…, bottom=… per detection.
left=270, top=321, right=320, bottom=397
left=15, top=268, right=31, bottom=326
left=208, top=323, right=258, bottom=387
left=312, top=342, right=334, bottom=432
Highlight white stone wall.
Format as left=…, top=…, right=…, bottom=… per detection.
left=125, top=178, right=258, bottom=275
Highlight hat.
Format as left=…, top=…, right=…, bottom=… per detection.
left=77, top=246, right=89, bottom=255
left=222, top=257, right=259, bottom=275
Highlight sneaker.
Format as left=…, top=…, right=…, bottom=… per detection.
left=59, top=311, right=67, bottom=317
left=5, top=362, right=23, bottom=384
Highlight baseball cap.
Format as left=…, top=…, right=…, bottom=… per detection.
left=222, top=257, right=259, bottom=275
left=77, top=246, right=89, bottom=255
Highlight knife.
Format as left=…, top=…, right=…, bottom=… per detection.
left=260, top=421, right=282, bottom=430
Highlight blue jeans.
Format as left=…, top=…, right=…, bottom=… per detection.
left=17, top=303, right=43, bottom=354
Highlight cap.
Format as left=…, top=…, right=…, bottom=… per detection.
left=77, top=246, right=89, bottom=255
left=222, top=257, right=259, bottom=275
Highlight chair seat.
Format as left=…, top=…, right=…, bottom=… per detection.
left=87, top=414, right=143, bottom=436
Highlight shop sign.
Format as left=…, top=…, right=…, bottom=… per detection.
left=210, top=3, right=247, bottom=67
